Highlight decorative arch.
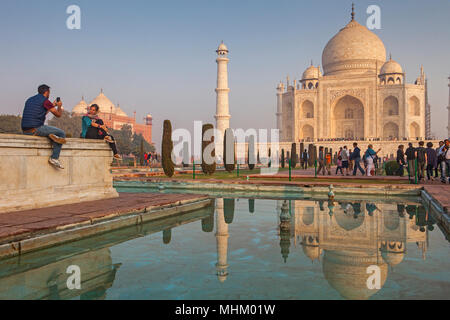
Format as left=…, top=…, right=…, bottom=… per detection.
left=410, top=122, right=420, bottom=139
left=383, top=122, right=399, bottom=139
left=332, top=95, right=364, bottom=139
left=301, top=100, right=314, bottom=119
left=301, top=124, right=314, bottom=141
left=383, top=96, right=399, bottom=116
left=409, top=96, right=420, bottom=116
left=388, top=77, right=395, bottom=84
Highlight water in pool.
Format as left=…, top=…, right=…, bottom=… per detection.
left=0, top=196, right=449, bottom=300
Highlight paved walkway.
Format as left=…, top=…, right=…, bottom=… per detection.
left=424, top=185, right=450, bottom=213
left=0, top=193, right=208, bottom=245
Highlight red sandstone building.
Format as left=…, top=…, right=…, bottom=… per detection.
left=72, top=90, right=152, bottom=144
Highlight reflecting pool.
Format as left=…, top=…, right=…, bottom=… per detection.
left=0, top=196, right=449, bottom=300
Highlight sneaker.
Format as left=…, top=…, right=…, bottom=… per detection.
left=48, top=134, right=66, bottom=144
left=104, top=136, right=114, bottom=143
left=114, top=154, right=122, bottom=160
left=49, top=158, right=64, bottom=169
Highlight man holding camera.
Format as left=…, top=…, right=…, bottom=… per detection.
left=21, top=84, right=66, bottom=169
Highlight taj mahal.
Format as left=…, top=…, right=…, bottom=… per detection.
left=276, top=7, right=429, bottom=144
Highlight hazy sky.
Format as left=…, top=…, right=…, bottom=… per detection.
left=1, top=0, right=449, bottom=148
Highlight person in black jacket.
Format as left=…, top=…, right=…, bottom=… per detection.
left=405, top=143, right=416, bottom=178
left=396, top=145, right=406, bottom=176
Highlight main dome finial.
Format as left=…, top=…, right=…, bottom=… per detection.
left=351, top=3, right=355, bottom=21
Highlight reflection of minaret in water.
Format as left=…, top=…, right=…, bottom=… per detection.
left=279, top=201, right=291, bottom=263
left=215, top=199, right=229, bottom=283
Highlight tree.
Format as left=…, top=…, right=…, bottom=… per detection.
left=268, top=148, right=272, bottom=168
left=111, top=124, right=133, bottom=155
left=201, top=124, right=216, bottom=175
left=131, top=132, right=155, bottom=159
left=48, top=111, right=82, bottom=138
left=224, top=198, right=235, bottom=224
left=281, top=149, right=285, bottom=168
left=247, top=135, right=256, bottom=170
left=161, top=120, right=175, bottom=177
left=0, top=115, right=22, bottom=134
left=223, top=128, right=235, bottom=172
left=291, top=143, right=297, bottom=168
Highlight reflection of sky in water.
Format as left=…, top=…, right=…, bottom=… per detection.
left=0, top=197, right=449, bottom=300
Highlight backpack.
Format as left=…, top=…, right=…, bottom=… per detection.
left=417, top=147, right=426, bottom=163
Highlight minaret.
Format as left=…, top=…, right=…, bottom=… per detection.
left=276, top=81, right=284, bottom=140
left=215, top=198, right=229, bottom=283
left=448, top=76, right=450, bottom=138
left=215, top=42, right=231, bottom=157
left=425, top=79, right=431, bottom=139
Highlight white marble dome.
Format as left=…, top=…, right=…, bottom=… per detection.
left=380, top=58, right=403, bottom=75
left=302, top=65, right=322, bottom=80
left=72, top=97, right=88, bottom=114
left=322, top=20, right=386, bottom=76
left=89, top=91, right=116, bottom=114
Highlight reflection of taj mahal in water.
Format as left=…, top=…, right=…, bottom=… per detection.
left=0, top=197, right=436, bottom=300
left=276, top=199, right=431, bottom=300
left=211, top=197, right=433, bottom=300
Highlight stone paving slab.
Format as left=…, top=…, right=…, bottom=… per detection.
left=0, top=193, right=209, bottom=246
left=424, top=185, right=450, bottom=213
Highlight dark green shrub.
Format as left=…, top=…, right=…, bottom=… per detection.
left=201, top=124, right=216, bottom=175
left=385, top=160, right=400, bottom=176
left=290, top=143, right=297, bottom=168
left=161, top=120, right=175, bottom=177
left=223, top=128, right=235, bottom=172
left=281, top=149, right=285, bottom=168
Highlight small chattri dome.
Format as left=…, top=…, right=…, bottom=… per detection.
left=217, top=42, right=228, bottom=53
left=380, top=57, right=403, bottom=75
left=115, top=104, right=128, bottom=117
left=302, top=65, right=322, bottom=80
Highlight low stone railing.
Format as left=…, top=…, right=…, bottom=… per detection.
left=0, top=134, right=118, bottom=213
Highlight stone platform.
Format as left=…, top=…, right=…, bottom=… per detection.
left=0, top=134, right=119, bottom=213
left=0, top=192, right=212, bottom=259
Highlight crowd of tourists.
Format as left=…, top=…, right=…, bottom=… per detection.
left=396, top=140, right=450, bottom=184
left=314, top=142, right=381, bottom=177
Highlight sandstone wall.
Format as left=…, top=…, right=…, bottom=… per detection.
left=0, top=134, right=118, bottom=213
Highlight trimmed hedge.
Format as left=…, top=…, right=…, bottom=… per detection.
left=385, top=160, right=400, bottom=176
left=161, top=120, right=175, bottom=177
left=201, top=124, right=216, bottom=175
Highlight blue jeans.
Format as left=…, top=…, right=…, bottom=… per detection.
left=441, top=160, right=450, bottom=182
left=24, top=125, right=65, bottom=159
left=353, top=158, right=365, bottom=175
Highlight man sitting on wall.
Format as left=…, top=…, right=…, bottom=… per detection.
left=21, top=84, right=66, bottom=169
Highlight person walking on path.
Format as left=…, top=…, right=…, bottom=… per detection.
left=21, top=84, right=66, bottom=169
left=435, top=141, right=444, bottom=178
left=416, top=141, right=427, bottom=182
left=341, top=146, right=350, bottom=176
left=438, top=139, right=450, bottom=184
left=336, top=154, right=344, bottom=175
left=426, top=142, right=437, bottom=181
left=317, top=146, right=327, bottom=175
left=302, top=149, right=308, bottom=170
left=363, top=145, right=381, bottom=177
left=350, top=143, right=365, bottom=176
left=396, top=145, right=406, bottom=177
left=405, top=143, right=416, bottom=179
left=325, top=151, right=332, bottom=175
